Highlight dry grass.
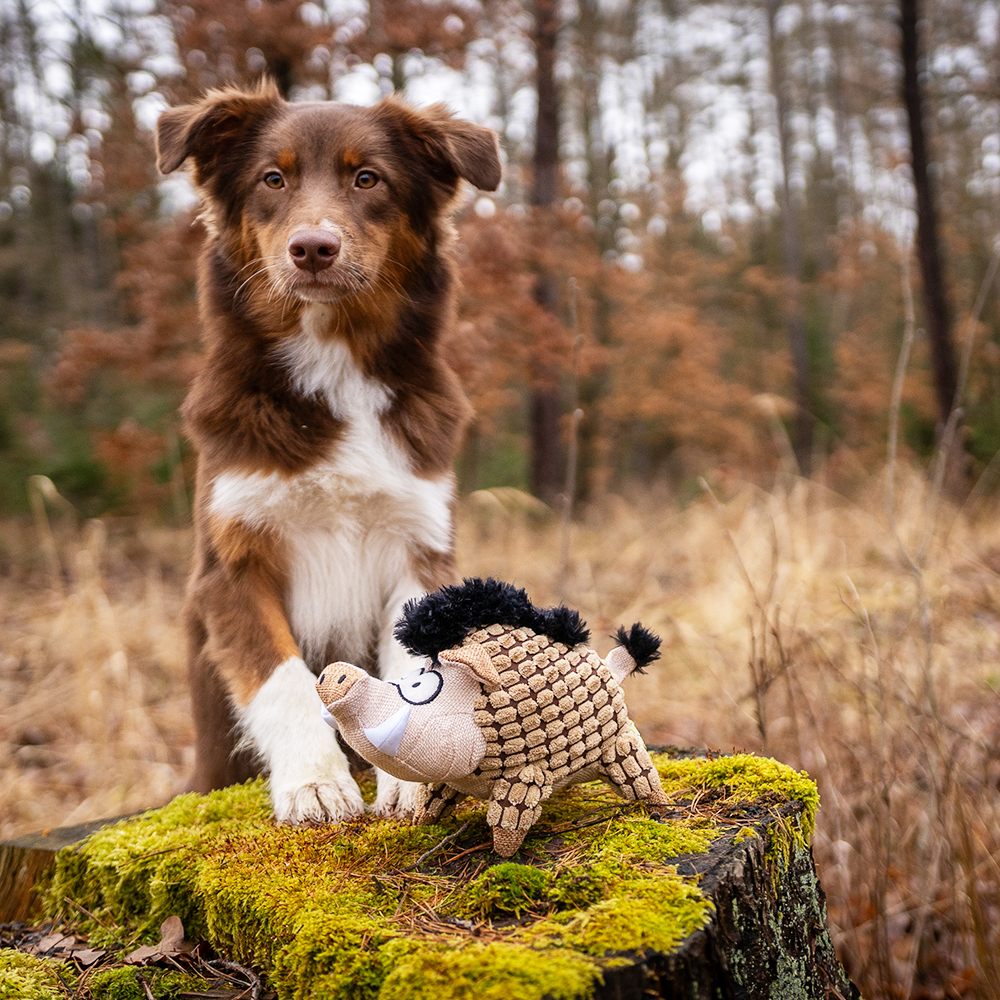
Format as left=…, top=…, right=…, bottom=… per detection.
left=3, top=466, right=1000, bottom=998
left=0, top=510, right=194, bottom=836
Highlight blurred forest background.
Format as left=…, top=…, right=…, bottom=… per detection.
left=6, top=0, right=1000, bottom=509
left=3, top=0, right=1000, bottom=998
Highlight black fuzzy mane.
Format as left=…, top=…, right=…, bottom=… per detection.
left=395, top=577, right=590, bottom=657
left=613, top=623, right=662, bottom=673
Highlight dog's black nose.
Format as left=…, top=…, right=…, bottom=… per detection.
left=288, top=228, right=341, bottom=274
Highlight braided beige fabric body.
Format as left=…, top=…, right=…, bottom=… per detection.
left=413, top=623, right=668, bottom=856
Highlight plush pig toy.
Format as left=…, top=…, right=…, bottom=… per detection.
left=316, top=578, right=669, bottom=856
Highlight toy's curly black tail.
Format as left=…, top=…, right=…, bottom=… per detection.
left=613, top=623, right=661, bottom=673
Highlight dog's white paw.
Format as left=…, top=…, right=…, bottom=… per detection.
left=372, top=770, right=425, bottom=819
left=271, top=770, right=365, bottom=826
left=238, top=655, right=365, bottom=826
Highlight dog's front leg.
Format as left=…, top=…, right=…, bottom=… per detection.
left=239, top=653, right=365, bottom=826
left=197, top=527, right=364, bottom=826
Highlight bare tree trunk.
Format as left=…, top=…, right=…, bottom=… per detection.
left=765, top=0, right=813, bottom=475
left=575, top=0, right=612, bottom=497
left=529, top=0, right=563, bottom=504
left=900, top=0, right=958, bottom=430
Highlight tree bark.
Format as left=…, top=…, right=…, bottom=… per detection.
left=0, top=816, right=135, bottom=922
left=598, top=813, right=859, bottom=999
left=765, top=0, right=813, bottom=475
left=530, top=0, right=563, bottom=504
left=900, top=0, right=959, bottom=429
left=575, top=0, right=613, bottom=498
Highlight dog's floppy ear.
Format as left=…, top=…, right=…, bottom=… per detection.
left=419, top=104, right=502, bottom=192
left=155, top=79, right=283, bottom=180
left=378, top=98, right=502, bottom=193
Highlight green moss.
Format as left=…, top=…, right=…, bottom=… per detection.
left=88, top=968, right=144, bottom=1000
left=452, top=863, right=553, bottom=919
left=587, top=815, right=718, bottom=865
left=44, top=778, right=273, bottom=945
left=40, top=753, right=819, bottom=1000
left=0, top=950, right=74, bottom=1000
left=522, top=877, right=712, bottom=957
left=89, top=968, right=212, bottom=1000
left=547, top=870, right=606, bottom=911
left=377, top=940, right=599, bottom=1000
left=654, top=753, right=820, bottom=838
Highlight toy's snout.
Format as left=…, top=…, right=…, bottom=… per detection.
left=316, top=662, right=364, bottom=705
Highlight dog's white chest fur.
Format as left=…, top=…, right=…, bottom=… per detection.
left=209, top=305, right=452, bottom=667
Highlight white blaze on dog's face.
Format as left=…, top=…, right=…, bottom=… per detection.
left=316, top=655, right=493, bottom=783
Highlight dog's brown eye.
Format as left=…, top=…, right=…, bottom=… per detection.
left=355, top=171, right=378, bottom=189
left=263, top=171, right=284, bottom=189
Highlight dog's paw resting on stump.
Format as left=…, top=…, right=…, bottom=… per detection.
left=315, top=577, right=668, bottom=856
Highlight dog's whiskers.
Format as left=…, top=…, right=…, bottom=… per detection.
left=235, top=254, right=283, bottom=278
left=235, top=264, right=279, bottom=302
left=379, top=251, right=415, bottom=277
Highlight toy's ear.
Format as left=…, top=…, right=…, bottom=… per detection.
left=438, top=642, right=502, bottom=689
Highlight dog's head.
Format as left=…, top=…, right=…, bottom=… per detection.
left=155, top=80, right=501, bottom=319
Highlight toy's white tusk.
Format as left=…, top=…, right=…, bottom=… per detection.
left=320, top=705, right=339, bottom=731
left=363, top=704, right=411, bottom=756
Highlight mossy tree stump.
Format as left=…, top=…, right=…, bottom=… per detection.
left=11, top=751, right=856, bottom=1000
left=0, top=817, right=132, bottom=924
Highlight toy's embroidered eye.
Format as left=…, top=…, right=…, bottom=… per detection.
left=263, top=171, right=284, bottom=189
left=355, top=170, right=378, bottom=189
left=391, top=667, right=442, bottom=705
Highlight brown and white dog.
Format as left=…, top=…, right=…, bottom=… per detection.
left=155, top=80, right=501, bottom=824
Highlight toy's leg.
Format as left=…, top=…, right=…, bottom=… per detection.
left=600, top=726, right=670, bottom=806
left=413, top=783, right=463, bottom=825
left=486, top=764, right=553, bottom=857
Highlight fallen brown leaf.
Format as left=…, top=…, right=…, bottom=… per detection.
left=125, top=915, right=197, bottom=964
left=124, top=944, right=162, bottom=964
left=33, top=933, right=77, bottom=954
left=70, top=947, right=106, bottom=966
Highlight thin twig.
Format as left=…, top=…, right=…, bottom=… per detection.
left=920, top=237, right=1000, bottom=558
left=62, top=897, right=124, bottom=947
left=207, top=958, right=263, bottom=1000
left=887, top=246, right=920, bottom=573
left=953, top=239, right=1000, bottom=426
left=126, top=846, right=184, bottom=865
left=441, top=841, right=493, bottom=865
left=133, top=971, right=156, bottom=1000
left=938, top=237, right=1000, bottom=536
left=54, top=969, right=77, bottom=999
left=402, top=821, right=471, bottom=871
left=698, top=478, right=766, bottom=613
left=537, top=801, right=634, bottom=834
left=700, top=477, right=773, bottom=745
left=27, top=475, right=71, bottom=594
